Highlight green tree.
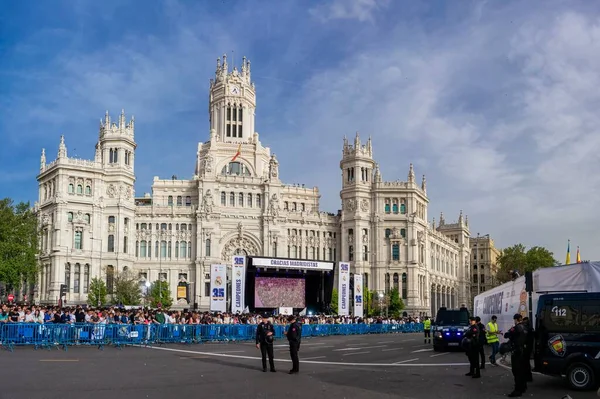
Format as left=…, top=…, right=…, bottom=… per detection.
left=387, top=288, right=405, bottom=318
left=496, top=244, right=558, bottom=284
left=113, top=269, right=142, bottom=306
left=87, top=277, right=108, bottom=307
left=0, top=199, right=38, bottom=296
left=148, top=280, right=172, bottom=308
left=364, top=290, right=376, bottom=317
left=330, top=288, right=339, bottom=315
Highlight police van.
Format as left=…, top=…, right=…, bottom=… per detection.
left=534, top=292, right=600, bottom=390
left=432, top=306, right=470, bottom=352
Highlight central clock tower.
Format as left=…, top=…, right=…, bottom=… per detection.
left=209, top=54, right=256, bottom=143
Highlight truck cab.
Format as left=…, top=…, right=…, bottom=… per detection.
left=432, top=306, right=470, bottom=352
left=535, top=292, right=600, bottom=390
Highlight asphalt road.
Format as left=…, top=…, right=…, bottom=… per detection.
left=0, top=332, right=597, bottom=399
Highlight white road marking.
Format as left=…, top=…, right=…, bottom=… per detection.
left=411, top=348, right=433, bottom=353
left=377, top=341, right=396, bottom=344
left=145, top=346, right=471, bottom=367
left=333, top=345, right=386, bottom=351
left=394, top=358, right=419, bottom=364
left=218, top=350, right=247, bottom=353
left=303, top=356, right=326, bottom=360
left=343, top=351, right=370, bottom=356
left=382, top=348, right=404, bottom=352
left=430, top=352, right=449, bottom=358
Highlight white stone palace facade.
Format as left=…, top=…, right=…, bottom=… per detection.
left=35, top=56, right=472, bottom=315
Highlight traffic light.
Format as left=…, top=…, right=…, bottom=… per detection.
left=59, top=284, right=67, bottom=298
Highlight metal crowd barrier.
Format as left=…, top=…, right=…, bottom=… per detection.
left=0, top=322, right=423, bottom=352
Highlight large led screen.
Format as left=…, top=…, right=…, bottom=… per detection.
left=254, top=277, right=305, bottom=308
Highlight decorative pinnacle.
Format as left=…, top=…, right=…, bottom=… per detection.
left=408, top=163, right=415, bottom=182
left=58, top=135, right=67, bottom=158
left=40, top=148, right=46, bottom=170
left=421, top=174, right=427, bottom=192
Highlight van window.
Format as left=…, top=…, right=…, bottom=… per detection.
left=435, top=309, right=469, bottom=326
left=544, top=304, right=580, bottom=331
left=581, top=305, right=600, bottom=330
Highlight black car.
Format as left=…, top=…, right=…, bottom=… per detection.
left=432, top=306, right=470, bottom=352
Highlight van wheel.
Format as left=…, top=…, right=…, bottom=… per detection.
left=566, top=362, right=595, bottom=390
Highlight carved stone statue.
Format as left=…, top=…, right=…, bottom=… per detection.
left=106, top=184, right=116, bottom=198
left=360, top=198, right=369, bottom=212
left=203, top=155, right=213, bottom=173
left=202, top=190, right=214, bottom=213
left=269, top=155, right=279, bottom=179
left=268, top=194, right=280, bottom=217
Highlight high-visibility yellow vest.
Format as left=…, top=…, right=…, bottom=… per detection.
left=423, top=319, right=431, bottom=330
left=486, top=321, right=499, bottom=343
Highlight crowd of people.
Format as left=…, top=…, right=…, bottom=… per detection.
left=0, top=303, right=423, bottom=326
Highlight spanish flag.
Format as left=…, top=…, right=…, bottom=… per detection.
left=566, top=239, right=571, bottom=265
left=231, top=143, right=241, bottom=162
left=577, top=246, right=581, bottom=263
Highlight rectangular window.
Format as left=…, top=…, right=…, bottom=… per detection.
left=188, top=242, right=192, bottom=258
left=205, top=239, right=211, bottom=257
left=226, top=124, right=231, bottom=137
left=392, top=244, right=400, bottom=261
left=227, top=107, right=231, bottom=121
left=400, top=229, right=406, bottom=238
left=384, top=203, right=390, bottom=213
left=83, top=265, right=89, bottom=293
left=363, top=246, right=368, bottom=261
left=392, top=204, right=398, bottom=214
left=205, top=282, right=211, bottom=297
left=400, top=203, right=406, bottom=214
left=123, top=236, right=128, bottom=253
left=74, top=264, right=80, bottom=293
left=107, top=235, right=115, bottom=252
left=74, top=231, right=82, bottom=250
left=140, top=241, right=147, bottom=257
left=349, top=245, right=354, bottom=261
left=160, top=241, right=167, bottom=258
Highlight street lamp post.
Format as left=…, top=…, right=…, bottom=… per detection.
left=145, top=281, right=151, bottom=307
left=476, top=233, right=490, bottom=296
left=378, top=292, right=384, bottom=317
left=52, top=245, right=69, bottom=306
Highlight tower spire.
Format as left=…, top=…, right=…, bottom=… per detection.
left=222, top=53, right=228, bottom=73
left=421, top=174, right=427, bottom=193
left=458, top=210, right=463, bottom=224
left=408, top=163, right=415, bottom=183
left=40, top=148, right=46, bottom=171
left=58, top=135, right=67, bottom=158
left=439, top=212, right=445, bottom=225
left=119, top=109, right=125, bottom=129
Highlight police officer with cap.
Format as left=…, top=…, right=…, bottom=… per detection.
left=505, top=313, right=527, bottom=397
left=255, top=314, right=276, bottom=372
left=464, top=316, right=481, bottom=378
left=284, top=315, right=302, bottom=374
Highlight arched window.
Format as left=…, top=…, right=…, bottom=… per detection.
left=161, top=223, right=167, bottom=230
left=106, top=265, right=115, bottom=293
left=85, top=185, right=92, bottom=195
left=181, top=224, right=187, bottom=231
left=175, top=241, right=179, bottom=258
left=140, top=241, right=147, bottom=257
left=400, top=229, right=406, bottom=238
left=188, top=241, right=192, bottom=258
left=221, top=192, right=226, bottom=205
left=77, top=185, right=83, bottom=194
left=168, top=196, right=173, bottom=206
left=84, top=264, right=90, bottom=293
left=402, top=273, right=407, bottom=299
left=393, top=273, right=399, bottom=291
left=247, top=193, right=253, bottom=207
left=384, top=200, right=390, bottom=213
left=238, top=193, right=244, bottom=206
left=74, top=230, right=82, bottom=250
left=205, top=238, right=211, bottom=257
left=230, top=192, right=235, bottom=206
left=160, top=241, right=167, bottom=258
left=177, top=196, right=182, bottom=206
left=74, top=263, right=81, bottom=293
left=123, top=236, right=128, bottom=253
left=65, top=263, right=71, bottom=291
left=180, top=241, right=187, bottom=258
left=400, top=203, right=406, bottom=214
left=385, top=228, right=391, bottom=238
left=385, top=273, right=390, bottom=293
left=256, top=194, right=261, bottom=208
left=108, top=216, right=115, bottom=224
left=348, top=245, right=354, bottom=261
left=68, top=184, right=74, bottom=194
left=186, top=196, right=192, bottom=206
left=68, top=212, right=74, bottom=222
left=221, top=162, right=251, bottom=176
left=392, top=202, right=398, bottom=214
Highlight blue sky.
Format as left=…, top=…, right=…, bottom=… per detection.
left=1, top=0, right=599, bottom=261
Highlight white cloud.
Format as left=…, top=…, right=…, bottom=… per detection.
left=309, top=0, right=390, bottom=23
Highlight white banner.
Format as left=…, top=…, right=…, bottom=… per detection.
left=338, top=262, right=350, bottom=316
left=252, top=257, right=334, bottom=271
left=210, top=264, right=227, bottom=312
left=231, top=255, right=246, bottom=314
left=353, top=274, right=363, bottom=318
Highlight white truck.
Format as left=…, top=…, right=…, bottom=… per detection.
left=473, top=261, right=600, bottom=335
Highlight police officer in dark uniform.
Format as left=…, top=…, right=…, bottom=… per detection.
left=255, top=315, right=276, bottom=372
left=285, top=315, right=302, bottom=374
left=522, top=316, right=534, bottom=382
left=464, top=316, right=481, bottom=378
left=475, top=316, right=487, bottom=369
left=505, top=314, right=528, bottom=397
